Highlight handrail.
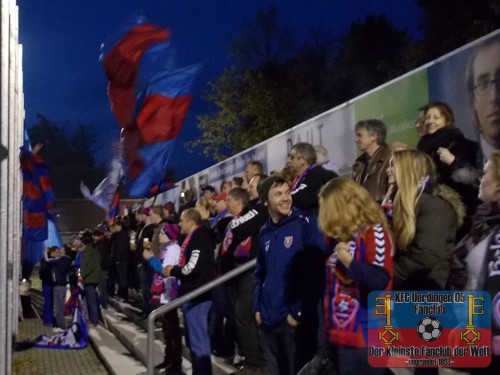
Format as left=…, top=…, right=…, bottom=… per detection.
left=146, top=259, right=256, bottom=374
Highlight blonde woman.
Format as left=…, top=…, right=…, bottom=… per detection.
left=299, top=178, right=393, bottom=374
left=387, top=149, right=465, bottom=290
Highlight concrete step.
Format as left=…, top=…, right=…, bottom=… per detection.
left=89, top=323, right=147, bottom=375
left=103, top=306, right=193, bottom=374
left=108, top=298, right=237, bottom=375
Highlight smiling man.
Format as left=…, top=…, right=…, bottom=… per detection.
left=254, top=176, right=325, bottom=375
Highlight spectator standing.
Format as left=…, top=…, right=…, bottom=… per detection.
left=351, top=119, right=392, bottom=203
left=143, top=223, right=183, bottom=372
left=47, top=245, right=71, bottom=332
left=387, top=149, right=465, bottom=290
left=243, top=160, right=264, bottom=189
left=223, top=187, right=268, bottom=373
left=298, top=178, right=393, bottom=375
left=39, top=246, right=57, bottom=326
left=287, top=142, right=338, bottom=213
left=417, top=102, right=480, bottom=235
left=110, top=220, right=130, bottom=302
left=254, top=176, right=325, bottom=375
left=95, top=226, right=112, bottom=309
left=81, top=231, right=102, bottom=326
left=164, top=208, right=215, bottom=375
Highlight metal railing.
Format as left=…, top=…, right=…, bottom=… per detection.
left=146, top=259, right=256, bottom=375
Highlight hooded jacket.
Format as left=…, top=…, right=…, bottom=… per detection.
left=394, top=185, right=465, bottom=290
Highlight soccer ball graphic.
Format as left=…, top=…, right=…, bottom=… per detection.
left=416, top=316, right=442, bottom=342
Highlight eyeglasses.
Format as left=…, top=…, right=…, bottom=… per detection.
left=473, top=76, right=500, bottom=96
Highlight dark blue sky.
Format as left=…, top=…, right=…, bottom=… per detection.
left=18, top=0, right=420, bottom=180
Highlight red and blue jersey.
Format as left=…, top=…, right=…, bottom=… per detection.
left=324, top=224, right=394, bottom=348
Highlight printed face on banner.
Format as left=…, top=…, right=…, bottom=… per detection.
left=478, top=160, right=500, bottom=203
left=471, top=41, right=500, bottom=148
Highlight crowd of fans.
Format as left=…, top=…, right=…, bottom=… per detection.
left=37, top=100, right=499, bottom=375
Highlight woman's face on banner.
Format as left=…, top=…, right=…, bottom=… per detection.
left=472, top=42, right=500, bottom=147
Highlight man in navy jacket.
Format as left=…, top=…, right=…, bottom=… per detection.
left=254, top=176, right=325, bottom=375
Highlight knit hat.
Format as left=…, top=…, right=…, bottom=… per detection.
left=258, top=176, right=287, bottom=202
left=162, top=223, right=180, bottom=240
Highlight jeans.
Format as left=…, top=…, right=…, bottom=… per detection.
left=182, top=300, right=213, bottom=375
left=259, top=320, right=297, bottom=375
left=42, top=283, right=53, bottom=326
left=53, top=285, right=67, bottom=329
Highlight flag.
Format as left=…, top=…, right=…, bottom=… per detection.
left=80, top=142, right=123, bottom=210
left=148, top=181, right=176, bottom=198
left=34, top=276, right=89, bottom=349
left=20, top=144, right=54, bottom=241
left=125, top=139, right=175, bottom=197
left=101, top=15, right=201, bottom=198
left=136, top=63, right=201, bottom=144
left=109, top=191, right=119, bottom=223
left=101, top=18, right=171, bottom=128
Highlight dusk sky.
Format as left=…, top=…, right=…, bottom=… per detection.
left=18, top=0, right=420, bottom=181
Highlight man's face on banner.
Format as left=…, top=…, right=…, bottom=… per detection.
left=472, top=42, right=500, bottom=148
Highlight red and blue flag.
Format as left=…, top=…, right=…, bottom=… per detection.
left=100, top=15, right=201, bottom=198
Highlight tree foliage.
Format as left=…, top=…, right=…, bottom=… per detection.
left=192, top=3, right=500, bottom=161
left=27, top=114, right=104, bottom=198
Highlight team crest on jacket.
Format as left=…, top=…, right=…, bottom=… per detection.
left=284, top=236, right=293, bottom=248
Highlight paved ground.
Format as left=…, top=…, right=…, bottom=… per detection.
left=13, top=313, right=109, bottom=375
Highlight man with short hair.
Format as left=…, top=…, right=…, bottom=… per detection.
left=164, top=208, right=215, bottom=375
left=223, top=186, right=269, bottom=373
left=287, top=142, right=338, bottom=214
left=351, top=119, right=391, bottom=203
left=243, top=161, right=264, bottom=188
left=254, top=176, right=325, bottom=375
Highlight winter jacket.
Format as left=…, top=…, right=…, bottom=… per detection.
left=49, top=255, right=71, bottom=286
left=292, top=165, right=338, bottom=213
left=394, top=186, right=465, bottom=290
left=81, top=243, right=102, bottom=285
left=254, top=208, right=326, bottom=325
left=417, top=127, right=480, bottom=218
left=170, top=225, right=215, bottom=302
left=351, top=143, right=392, bottom=204
left=324, top=225, right=393, bottom=348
